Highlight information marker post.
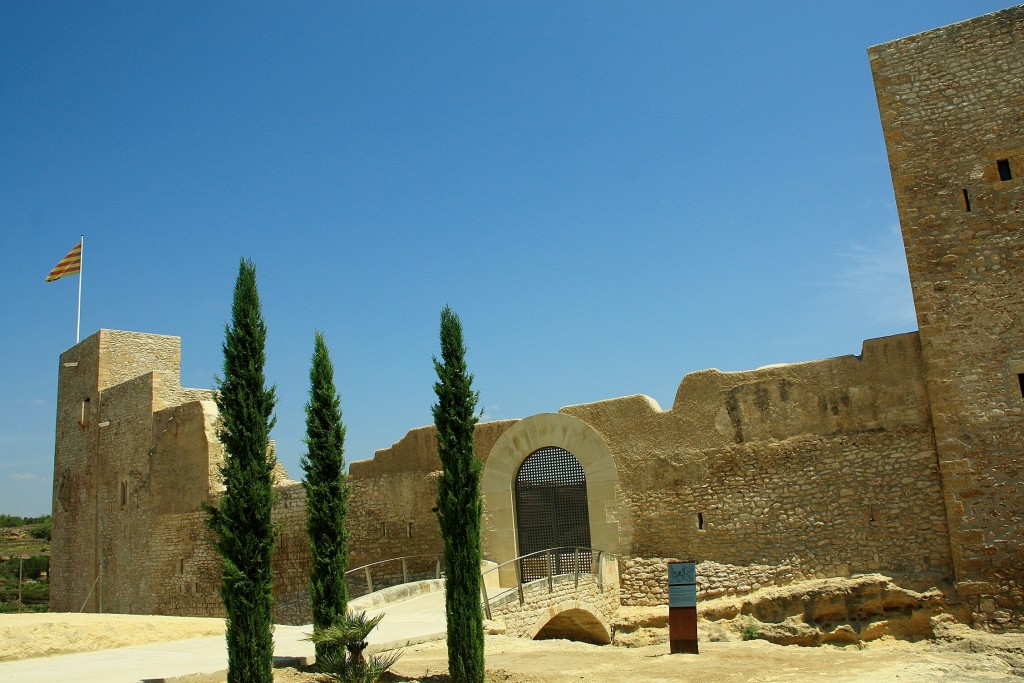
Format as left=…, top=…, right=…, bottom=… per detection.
left=668, top=561, right=698, bottom=654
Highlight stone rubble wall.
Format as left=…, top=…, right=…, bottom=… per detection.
left=149, top=484, right=321, bottom=625
left=148, top=466, right=446, bottom=624
left=563, top=333, right=953, bottom=587
left=346, top=471, right=444, bottom=571
left=620, top=557, right=814, bottom=606
left=621, top=428, right=950, bottom=579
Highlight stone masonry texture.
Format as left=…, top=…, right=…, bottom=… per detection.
left=870, top=4, right=1024, bottom=631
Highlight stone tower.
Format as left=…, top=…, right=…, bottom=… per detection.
left=870, top=6, right=1024, bottom=628
left=50, top=330, right=219, bottom=613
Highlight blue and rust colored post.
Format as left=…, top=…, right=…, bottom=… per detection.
left=668, top=561, right=698, bottom=654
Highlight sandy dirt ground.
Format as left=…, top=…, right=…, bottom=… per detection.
left=0, top=612, right=225, bottom=662
left=2, top=612, right=1023, bottom=682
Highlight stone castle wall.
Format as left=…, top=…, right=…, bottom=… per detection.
left=558, top=332, right=952, bottom=602
left=140, top=433, right=457, bottom=625
left=53, top=327, right=955, bottom=623
left=871, top=5, right=1024, bottom=631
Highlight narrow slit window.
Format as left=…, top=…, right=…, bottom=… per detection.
left=1017, top=373, right=1024, bottom=399
left=963, top=189, right=972, bottom=212
left=119, top=481, right=127, bottom=507
left=407, top=522, right=413, bottom=538
left=382, top=522, right=387, bottom=538
left=697, top=512, right=705, bottom=530
left=997, top=159, right=1012, bottom=181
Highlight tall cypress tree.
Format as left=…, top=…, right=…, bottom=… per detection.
left=207, top=258, right=277, bottom=683
left=302, top=331, right=350, bottom=662
left=432, top=305, right=484, bottom=683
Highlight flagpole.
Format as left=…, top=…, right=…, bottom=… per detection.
left=76, top=235, right=84, bottom=344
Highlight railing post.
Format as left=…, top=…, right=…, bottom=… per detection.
left=515, top=557, right=525, bottom=605
left=480, top=575, right=492, bottom=621
left=546, top=549, right=553, bottom=593
left=402, top=557, right=409, bottom=584
left=364, top=566, right=374, bottom=594
left=597, top=550, right=604, bottom=591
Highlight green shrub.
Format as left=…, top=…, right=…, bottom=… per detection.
left=30, top=517, right=52, bottom=541
left=741, top=624, right=761, bottom=641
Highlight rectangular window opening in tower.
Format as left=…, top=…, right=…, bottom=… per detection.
left=997, top=159, right=1012, bottom=181
left=79, top=397, right=90, bottom=427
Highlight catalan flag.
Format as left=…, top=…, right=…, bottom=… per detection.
left=46, top=241, right=83, bottom=282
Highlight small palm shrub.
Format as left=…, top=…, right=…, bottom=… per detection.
left=310, top=610, right=401, bottom=683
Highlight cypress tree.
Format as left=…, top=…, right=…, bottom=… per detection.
left=432, top=305, right=484, bottom=683
left=301, top=331, right=350, bottom=662
left=207, top=258, right=277, bottom=683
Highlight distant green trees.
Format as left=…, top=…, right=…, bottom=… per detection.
left=0, top=515, right=49, bottom=529
left=432, top=305, right=485, bottom=683
left=206, top=259, right=278, bottom=683
left=302, top=331, right=351, bottom=662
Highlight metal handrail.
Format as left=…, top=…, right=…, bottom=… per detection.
left=478, top=546, right=617, bottom=620
left=341, top=547, right=616, bottom=620
left=344, top=553, right=443, bottom=595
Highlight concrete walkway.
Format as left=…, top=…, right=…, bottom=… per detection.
left=0, top=586, right=447, bottom=683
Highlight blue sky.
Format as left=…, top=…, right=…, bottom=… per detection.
left=1, top=2, right=1014, bottom=516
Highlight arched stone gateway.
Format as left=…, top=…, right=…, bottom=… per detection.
left=481, top=413, right=624, bottom=588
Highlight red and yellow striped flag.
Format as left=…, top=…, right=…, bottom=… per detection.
left=46, top=241, right=83, bottom=282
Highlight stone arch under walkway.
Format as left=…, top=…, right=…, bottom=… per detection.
left=531, top=602, right=612, bottom=645
left=481, top=412, right=625, bottom=588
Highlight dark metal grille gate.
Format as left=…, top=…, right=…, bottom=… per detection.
left=514, top=446, right=591, bottom=582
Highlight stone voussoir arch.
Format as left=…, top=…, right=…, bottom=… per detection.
left=481, top=412, right=622, bottom=587
left=527, top=598, right=613, bottom=645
